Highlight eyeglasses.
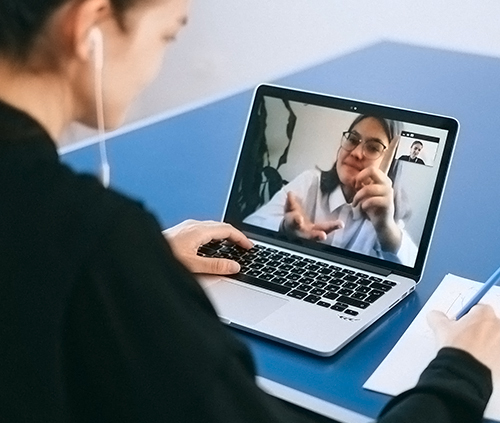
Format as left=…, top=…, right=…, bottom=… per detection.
left=340, top=131, right=387, bottom=160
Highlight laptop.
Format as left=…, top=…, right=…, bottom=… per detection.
left=198, top=84, right=458, bottom=356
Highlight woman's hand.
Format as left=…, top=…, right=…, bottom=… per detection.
left=352, top=165, right=401, bottom=252
left=427, top=304, right=500, bottom=374
left=162, top=219, right=253, bottom=275
left=282, top=192, right=343, bottom=241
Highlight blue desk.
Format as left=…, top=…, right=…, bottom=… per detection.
left=62, top=42, right=500, bottom=422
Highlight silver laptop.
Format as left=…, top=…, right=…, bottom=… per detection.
left=198, top=84, right=458, bottom=356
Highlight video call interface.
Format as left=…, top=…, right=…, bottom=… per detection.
left=230, top=94, right=450, bottom=269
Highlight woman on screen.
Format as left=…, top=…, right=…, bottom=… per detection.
left=244, top=114, right=418, bottom=266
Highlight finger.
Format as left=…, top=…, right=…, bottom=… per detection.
left=193, top=222, right=253, bottom=250
left=357, top=196, right=390, bottom=215
left=354, top=166, right=388, bottom=191
left=354, top=166, right=376, bottom=191
left=221, top=227, right=254, bottom=250
left=379, top=135, right=400, bottom=174
left=285, top=191, right=300, bottom=213
left=352, top=184, right=388, bottom=208
left=189, top=256, right=241, bottom=275
left=427, top=310, right=450, bottom=332
left=288, top=212, right=304, bottom=230
left=309, top=229, right=327, bottom=241
left=314, top=220, right=344, bottom=234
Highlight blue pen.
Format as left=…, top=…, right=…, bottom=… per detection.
left=455, top=264, right=500, bottom=320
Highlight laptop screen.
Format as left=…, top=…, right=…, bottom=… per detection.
left=224, top=85, right=458, bottom=280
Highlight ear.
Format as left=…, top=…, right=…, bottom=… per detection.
left=60, top=0, right=112, bottom=62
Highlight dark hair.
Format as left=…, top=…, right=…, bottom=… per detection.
left=411, top=140, right=423, bottom=147
left=320, top=114, right=410, bottom=221
left=0, top=0, right=144, bottom=62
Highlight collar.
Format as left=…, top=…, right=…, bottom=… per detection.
left=328, top=185, right=347, bottom=213
left=328, top=185, right=363, bottom=220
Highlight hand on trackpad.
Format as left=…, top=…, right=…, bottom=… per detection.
left=205, top=280, right=288, bottom=325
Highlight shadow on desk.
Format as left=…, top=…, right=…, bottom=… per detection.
left=281, top=399, right=342, bottom=423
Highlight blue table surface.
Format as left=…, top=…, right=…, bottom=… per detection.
left=62, top=41, right=500, bottom=420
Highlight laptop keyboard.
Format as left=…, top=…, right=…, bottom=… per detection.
left=197, top=240, right=396, bottom=316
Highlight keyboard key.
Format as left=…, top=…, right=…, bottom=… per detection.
left=331, top=303, right=347, bottom=312
left=304, top=295, right=321, bottom=304
left=305, top=264, right=320, bottom=271
left=232, top=273, right=291, bottom=295
left=272, top=276, right=288, bottom=285
left=310, top=288, right=326, bottom=296
left=370, top=289, right=385, bottom=297
left=344, top=275, right=359, bottom=282
left=317, top=275, right=331, bottom=283
left=254, top=257, right=269, bottom=264
left=355, top=286, right=371, bottom=294
left=317, top=301, right=331, bottom=308
left=324, top=292, right=339, bottom=301
left=324, top=284, right=339, bottom=292
left=344, top=309, right=359, bottom=316
left=287, top=290, right=308, bottom=299
left=282, top=257, right=297, bottom=264
left=338, top=288, right=354, bottom=296
left=297, top=284, right=313, bottom=292
left=299, top=277, right=314, bottom=285
left=342, top=282, right=358, bottom=290
left=365, top=295, right=382, bottom=303
left=336, top=295, right=370, bottom=309
left=198, top=245, right=217, bottom=256
left=370, top=282, right=392, bottom=292
left=278, top=264, right=294, bottom=272
left=260, top=273, right=274, bottom=281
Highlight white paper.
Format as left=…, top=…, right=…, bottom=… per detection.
left=363, top=273, right=500, bottom=421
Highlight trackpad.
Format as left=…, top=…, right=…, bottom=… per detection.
left=206, top=280, right=288, bottom=325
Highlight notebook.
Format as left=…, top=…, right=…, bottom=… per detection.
left=198, top=84, right=458, bottom=356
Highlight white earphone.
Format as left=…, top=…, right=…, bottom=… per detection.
left=89, top=27, right=110, bottom=188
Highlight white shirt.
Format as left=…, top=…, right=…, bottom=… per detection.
left=244, top=169, right=418, bottom=266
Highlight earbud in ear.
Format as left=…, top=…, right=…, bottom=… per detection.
left=88, top=27, right=104, bottom=71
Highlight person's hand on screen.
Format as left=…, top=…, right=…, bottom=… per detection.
left=352, top=165, right=401, bottom=253
left=282, top=192, right=343, bottom=241
left=163, top=219, right=253, bottom=275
